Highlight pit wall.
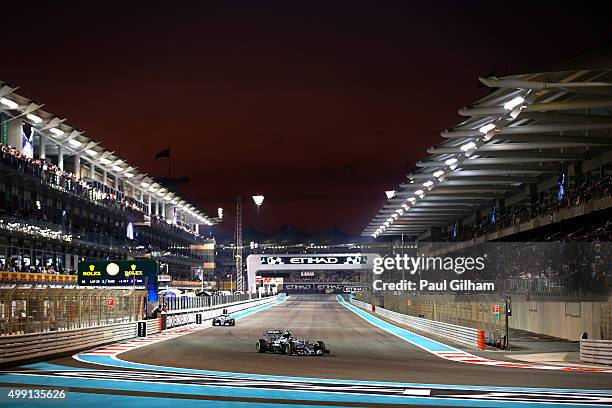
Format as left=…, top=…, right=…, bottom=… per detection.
left=358, top=292, right=612, bottom=341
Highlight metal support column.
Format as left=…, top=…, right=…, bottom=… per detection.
left=234, top=197, right=243, bottom=292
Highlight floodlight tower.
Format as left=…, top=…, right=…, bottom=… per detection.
left=234, top=197, right=243, bottom=292
left=252, top=195, right=264, bottom=210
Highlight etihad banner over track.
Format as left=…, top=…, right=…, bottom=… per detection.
left=260, top=255, right=367, bottom=266
left=246, top=253, right=379, bottom=294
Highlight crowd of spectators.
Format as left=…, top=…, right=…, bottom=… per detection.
left=0, top=260, right=75, bottom=275
left=490, top=241, right=609, bottom=295
left=2, top=144, right=89, bottom=195
left=447, top=175, right=611, bottom=242
left=1, top=144, right=201, bottom=241
left=1, top=145, right=147, bottom=215
left=374, top=238, right=610, bottom=297
left=1, top=144, right=209, bottom=271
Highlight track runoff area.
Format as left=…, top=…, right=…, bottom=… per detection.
left=0, top=295, right=610, bottom=408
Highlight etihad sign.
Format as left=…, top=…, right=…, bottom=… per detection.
left=261, top=256, right=367, bottom=265
left=290, top=257, right=339, bottom=264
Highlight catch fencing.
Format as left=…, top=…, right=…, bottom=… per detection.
left=164, top=293, right=251, bottom=311
left=0, top=287, right=146, bottom=336
left=350, top=298, right=484, bottom=350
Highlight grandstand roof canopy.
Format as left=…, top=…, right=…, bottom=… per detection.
left=363, top=56, right=612, bottom=237
left=0, top=84, right=215, bottom=226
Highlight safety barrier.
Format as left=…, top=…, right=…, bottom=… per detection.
left=350, top=298, right=484, bottom=350
left=580, top=339, right=612, bottom=366
left=165, top=293, right=251, bottom=311
left=0, top=318, right=161, bottom=365
left=0, top=295, right=279, bottom=365
left=164, top=295, right=278, bottom=329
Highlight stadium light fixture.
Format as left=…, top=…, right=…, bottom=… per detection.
left=26, top=113, right=42, bottom=123
left=112, top=165, right=123, bottom=172
left=423, top=180, right=434, bottom=188
left=433, top=170, right=444, bottom=178
left=479, top=123, right=496, bottom=134
left=444, top=158, right=457, bottom=166
left=68, top=139, right=82, bottom=148
left=0, top=97, right=18, bottom=109
left=49, top=127, right=64, bottom=137
left=141, top=182, right=150, bottom=187
left=461, top=141, right=476, bottom=151
left=252, top=195, right=264, bottom=207
left=100, top=157, right=112, bottom=165
left=85, top=149, right=97, bottom=156
left=503, top=96, right=525, bottom=111
left=385, top=190, right=396, bottom=199
left=124, top=172, right=134, bottom=178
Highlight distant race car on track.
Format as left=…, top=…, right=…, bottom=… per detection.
left=256, top=329, right=329, bottom=355
left=212, top=310, right=235, bottom=326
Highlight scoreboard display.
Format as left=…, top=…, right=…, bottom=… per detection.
left=78, top=260, right=159, bottom=287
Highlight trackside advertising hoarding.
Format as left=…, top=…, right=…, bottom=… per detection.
left=77, top=260, right=159, bottom=287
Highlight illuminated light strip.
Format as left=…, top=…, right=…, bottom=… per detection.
left=372, top=93, right=533, bottom=236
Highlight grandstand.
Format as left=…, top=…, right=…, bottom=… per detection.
left=364, top=54, right=612, bottom=242
left=358, top=50, right=612, bottom=342
left=0, top=84, right=217, bottom=283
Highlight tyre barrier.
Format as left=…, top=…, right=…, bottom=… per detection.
left=350, top=298, right=485, bottom=350
left=580, top=339, right=612, bottom=366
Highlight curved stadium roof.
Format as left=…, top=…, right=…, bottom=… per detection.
left=364, top=49, right=612, bottom=238
left=0, top=84, right=216, bottom=226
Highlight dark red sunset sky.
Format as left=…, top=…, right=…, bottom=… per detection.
left=3, top=1, right=612, bottom=235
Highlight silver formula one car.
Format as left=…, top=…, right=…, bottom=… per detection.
left=256, top=329, right=329, bottom=356
left=212, top=310, right=235, bottom=326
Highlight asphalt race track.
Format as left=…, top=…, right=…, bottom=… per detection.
left=120, top=294, right=611, bottom=389
left=2, top=294, right=612, bottom=407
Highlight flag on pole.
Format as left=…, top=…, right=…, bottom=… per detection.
left=155, top=147, right=170, bottom=159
